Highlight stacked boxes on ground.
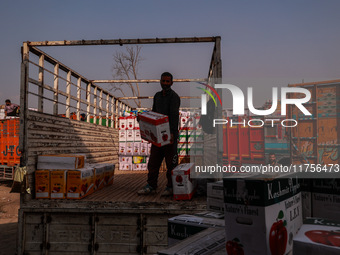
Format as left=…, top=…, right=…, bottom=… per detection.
left=35, top=154, right=115, bottom=200
left=119, top=111, right=151, bottom=170
left=178, top=111, right=203, bottom=165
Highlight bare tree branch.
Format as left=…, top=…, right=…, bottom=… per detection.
left=111, top=46, right=143, bottom=108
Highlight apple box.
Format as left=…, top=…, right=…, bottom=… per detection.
left=35, top=170, right=50, bottom=199
left=134, top=129, right=141, bottom=141
left=50, top=170, right=67, bottom=199
left=126, top=116, right=135, bottom=130
left=223, top=173, right=303, bottom=255
left=312, top=178, right=340, bottom=221
left=171, top=163, right=197, bottom=200
left=207, top=197, right=224, bottom=213
left=37, top=154, right=85, bottom=170
left=119, top=117, right=127, bottom=130
left=92, top=164, right=107, bottom=191
left=119, top=130, right=126, bottom=142
left=293, top=218, right=340, bottom=255
left=140, top=142, right=148, bottom=156
left=167, top=214, right=225, bottom=246
left=138, top=111, right=171, bottom=147
left=66, top=167, right=95, bottom=199
left=207, top=181, right=224, bottom=200
left=126, top=130, right=134, bottom=142
left=125, top=142, right=133, bottom=156
left=118, top=143, right=126, bottom=155
left=300, top=178, right=312, bottom=219
left=133, top=142, right=140, bottom=155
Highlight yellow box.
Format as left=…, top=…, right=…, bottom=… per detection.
left=50, top=170, right=67, bottom=199
left=93, top=164, right=106, bottom=191
left=35, top=170, right=50, bottom=199
left=66, top=167, right=94, bottom=199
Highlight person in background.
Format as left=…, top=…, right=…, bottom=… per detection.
left=268, top=152, right=281, bottom=166
left=5, top=99, right=20, bottom=117
left=137, top=72, right=180, bottom=196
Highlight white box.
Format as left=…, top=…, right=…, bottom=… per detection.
left=312, top=179, right=340, bottom=221
left=207, top=197, right=224, bottom=213
left=167, top=214, right=225, bottom=246
left=119, top=156, right=132, bottom=164
left=293, top=218, right=340, bottom=255
left=126, top=130, right=134, bottom=142
left=224, top=174, right=303, bottom=255
left=133, top=142, right=141, bottom=155
left=147, top=143, right=152, bottom=154
left=132, top=164, right=142, bottom=171
left=172, top=163, right=197, bottom=200
left=207, top=181, right=224, bottom=200
left=118, top=143, right=126, bottom=155
left=121, top=163, right=132, bottom=171
left=140, top=163, right=147, bottom=170
left=119, top=117, right=127, bottom=130
left=125, top=142, right=133, bottom=156
left=37, top=154, right=86, bottom=170
left=134, top=129, right=141, bottom=141
left=134, top=118, right=140, bottom=129
left=126, top=116, right=135, bottom=130
left=119, top=130, right=126, bottom=142
left=140, top=142, right=148, bottom=156
left=139, top=111, right=171, bottom=147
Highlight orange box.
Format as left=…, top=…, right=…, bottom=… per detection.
left=93, top=164, right=106, bottom=191
left=50, top=170, right=67, bottom=199
left=66, top=167, right=94, bottom=199
left=104, top=164, right=115, bottom=186
left=37, top=154, right=86, bottom=170
left=35, top=170, right=50, bottom=199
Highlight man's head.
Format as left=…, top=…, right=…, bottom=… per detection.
left=5, top=99, right=11, bottom=106
left=160, top=72, right=173, bottom=92
left=269, top=153, right=277, bottom=165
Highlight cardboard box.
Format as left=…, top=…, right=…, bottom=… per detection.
left=132, top=164, right=143, bottom=171
left=35, top=170, right=50, bottom=199
left=119, top=130, right=126, bottom=142
left=103, top=163, right=115, bottom=185
left=134, top=117, right=139, bottom=129
left=223, top=173, right=303, bottom=255
left=301, top=178, right=312, bottom=219
left=207, top=181, right=224, bottom=200
left=312, top=178, right=340, bottom=221
left=50, top=170, right=67, bottom=199
left=134, top=129, right=141, bottom=141
left=161, top=228, right=225, bottom=254
left=121, top=163, right=132, bottom=171
left=138, top=111, right=171, bottom=147
left=66, top=167, right=95, bottom=199
left=167, top=214, right=225, bottom=246
left=92, top=164, right=106, bottom=191
left=293, top=218, right=340, bottom=255
left=126, top=130, right=134, bottom=142
left=194, top=211, right=225, bottom=219
left=118, top=143, right=126, bottom=155
left=207, top=197, right=224, bottom=213
left=126, top=116, right=135, bottom=130
left=125, top=142, right=133, bottom=156
left=140, top=142, right=148, bottom=155
left=119, top=156, right=132, bottom=164
left=172, top=163, right=197, bottom=200
left=37, top=154, right=85, bottom=170
left=132, top=156, right=146, bottom=164
left=133, top=142, right=140, bottom=155
left=119, top=117, right=127, bottom=130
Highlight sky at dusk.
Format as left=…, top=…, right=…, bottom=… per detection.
left=1, top=0, right=340, bottom=110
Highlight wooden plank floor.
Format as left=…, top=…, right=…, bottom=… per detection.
left=85, top=170, right=206, bottom=204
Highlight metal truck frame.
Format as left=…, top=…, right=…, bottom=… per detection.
left=18, top=37, right=222, bottom=255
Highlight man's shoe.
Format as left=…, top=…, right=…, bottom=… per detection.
left=161, top=187, right=173, bottom=197
left=137, top=184, right=156, bottom=195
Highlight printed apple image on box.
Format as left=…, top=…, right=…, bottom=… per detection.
left=119, top=117, right=127, bottom=130
left=293, top=218, right=340, bottom=255
left=172, top=163, right=197, bottom=200
left=133, top=142, right=140, bottom=155
left=140, top=142, right=148, bottom=155
left=138, top=111, right=171, bottom=147
left=67, top=167, right=95, bottom=199
left=125, top=142, right=133, bottom=156
left=126, top=130, right=134, bottom=142
left=35, top=170, right=50, bottom=199
left=223, top=173, right=302, bottom=255
left=119, top=130, right=126, bottom=142
left=312, top=178, right=340, bottom=221
left=126, top=116, right=135, bottom=130
left=118, top=143, right=126, bottom=155
left=134, top=129, right=141, bottom=141
left=50, top=170, right=67, bottom=199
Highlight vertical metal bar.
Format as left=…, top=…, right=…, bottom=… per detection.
left=77, top=77, right=81, bottom=121
left=99, top=90, right=103, bottom=125
left=111, top=97, right=115, bottom=128
left=53, top=63, right=59, bottom=115
left=87, top=83, right=91, bottom=122
left=38, top=55, right=44, bottom=112
left=115, top=99, right=118, bottom=128
left=94, top=86, right=98, bottom=122
left=66, top=71, right=71, bottom=118
left=106, top=94, right=110, bottom=127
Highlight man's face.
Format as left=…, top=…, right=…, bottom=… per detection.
left=269, top=154, right=276, bottom=164
left=160, top=76, right=173, bottom=91
left=5, top=101, right=10, bottom=106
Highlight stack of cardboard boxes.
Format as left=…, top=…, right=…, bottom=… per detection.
left=35, top=154, right=115, bottom=200
left=118, top=112, right=151, bottom=171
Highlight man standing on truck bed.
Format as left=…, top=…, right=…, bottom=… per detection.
left=138, top=72, right=180, bottom=196
left=4, top=99, right=20, bottom=117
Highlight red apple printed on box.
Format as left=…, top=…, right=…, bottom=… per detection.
left=269, top=210, right=287, bottom=255
left=226, top=238, right=244, bottom=255
left=305, top=229, right=340, bottom=247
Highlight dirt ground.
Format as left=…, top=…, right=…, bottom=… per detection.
left=0, top=181, right=20, bottom=255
